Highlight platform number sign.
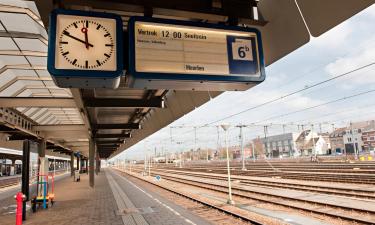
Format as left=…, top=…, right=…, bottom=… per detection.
left=232, top=39, right=253, bottom=61
left=227, top=36, right=258, bottom=75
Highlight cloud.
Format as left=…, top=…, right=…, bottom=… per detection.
left=324, top=43, right=375, bottom=85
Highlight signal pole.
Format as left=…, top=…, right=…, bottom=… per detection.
left=264, top=126, right=269, bottom=158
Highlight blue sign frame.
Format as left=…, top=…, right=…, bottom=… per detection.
left=128, top=16, right=265, bottom=83
left=47, top=9, right=124, bottom=80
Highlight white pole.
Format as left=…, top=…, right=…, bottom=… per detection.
left=351, top=122, right=358, bottom=160
left=179, top=148, right=182, bottom=168
left=222, top=124, right=234, bottom=205
left=144, top=153, right=147, bottom=175
left=311, top=124, right=317, bottom=158
left=252, top=142, right=255, bottom=162
left=53, top=157, right=56, bottom=177
left=239, top=125, right=246, bottom=171
left=148, top=150, right=151, bottom=176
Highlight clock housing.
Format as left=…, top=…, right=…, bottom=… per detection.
left=47, top=9, right=123, bottom=89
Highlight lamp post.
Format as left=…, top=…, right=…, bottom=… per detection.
left=221, top=124, right=235, bottom=205
left=148, top=149, right=152, bottom=176
left=176, top=141, right=183, bottom=168
left=251, top=142, right=256, bottom=162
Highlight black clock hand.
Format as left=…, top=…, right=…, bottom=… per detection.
left=81, top=27, right=90, bottom=49
left=63, top=31, right=94, bottom=47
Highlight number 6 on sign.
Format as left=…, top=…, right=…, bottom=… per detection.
left=232, top=39, right=253, bottom=61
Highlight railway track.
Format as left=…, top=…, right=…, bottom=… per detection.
left=144, top=168, right=375, bottom=200
left=0, top=170, right=68, bottom=189
left=169, top=167, right=375, bottom=184
left=0, top=177, right=20, bottom=189
left=114, top=168, right=270, bottom=225
left=126, top=167, right=375, bottom=224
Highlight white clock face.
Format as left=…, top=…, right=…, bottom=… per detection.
left=55, top=14, right=117, bottom=71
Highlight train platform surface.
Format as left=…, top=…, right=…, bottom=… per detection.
left=0, top=169, right=210, bottom=225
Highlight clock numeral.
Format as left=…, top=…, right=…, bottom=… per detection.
left=104, top=33, right=110, bottom=37
left=96, top=60, right=101, bottom=66
left=104, top=53, right=110, bottom=58
left=96, top=24, right=101, bottom=30
left=60, top=41, right=68, bottom=44
left=85, top=20, right=89, bottom=28
left=62, top=51, right=69, bottom=56
left=73, top=23, right=78, bottom=28
left=85, top=60, right=88, bottom=68
left=72, top=59, right=77, bottom=65
left=63, top=30, right=69, bottom=35
left=105, top=44, right=113, bottom=47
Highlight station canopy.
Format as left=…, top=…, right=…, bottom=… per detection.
left=0, top=0, right=373, bottom=158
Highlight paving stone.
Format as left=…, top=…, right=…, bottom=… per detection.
left=0, top=172, right=123, bottom=225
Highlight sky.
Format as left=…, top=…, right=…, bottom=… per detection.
left=114, top=4, right=375, bottom=160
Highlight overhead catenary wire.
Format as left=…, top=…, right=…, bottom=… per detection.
left=124, top=61, right=375, bottom=159
left=152, top=61, right=375, bottom=145
left=252, top=89, right=375, bottom=125
left=166, top=90, right=375, bottom=150
left=203, top=61, right=375, bottom=126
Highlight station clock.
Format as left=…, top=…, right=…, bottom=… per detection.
left=47, top=9, right=123, bottom=88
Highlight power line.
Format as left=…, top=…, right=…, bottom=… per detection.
left=165, top=90, right=375, bottom=145
left=203, top=61, right=375, bottom=126
left=133, top=61, right=375, bottom=148
left=253, top=89, right=375, bottom=124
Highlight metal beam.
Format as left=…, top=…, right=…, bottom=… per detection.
left=70, top=146, right=89, bottom=152
left=97, top=142, right=120, bottom=146
left=98, top=148, right=117, bottom=150
left=0, top=125, right=16, bottom=132
left=92, top=123, right=141, bottom=130
left=34, top=125, right=86, bottom=132
left=83, top=97, right=164, bottom=108
left=44, top=130, right=89, bottom=139
left=95, top=133, right=131, bottom=139
left=96, top=140, right=124, bottom=144
left=89, top=137, right=95, bottom=187
left=0, top=97, right=77, bottom=108
left=8, top=134, right=38, bottom=141
left=59, top=0, right=265, bottom=24
left=65, top=142, right=89, bottom=147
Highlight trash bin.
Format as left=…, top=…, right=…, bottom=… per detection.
left=74, top=170, right=80, bottom=182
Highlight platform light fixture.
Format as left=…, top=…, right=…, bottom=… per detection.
left=221, top=124, right=235, bottom=205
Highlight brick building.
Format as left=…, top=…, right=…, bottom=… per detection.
left=361, top=121, right=375, bottom=151
left=329, top=128, right=346, bottom=154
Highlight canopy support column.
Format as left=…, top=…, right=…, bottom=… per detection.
left=89, top=137, right=95, bottom=187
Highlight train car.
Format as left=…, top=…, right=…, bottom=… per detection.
left=0, top=147, right=71, bottom=177
left=0, top=159, right=13, bottom=176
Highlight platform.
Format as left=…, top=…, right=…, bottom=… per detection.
left=0, top=169, right=210, bottom=225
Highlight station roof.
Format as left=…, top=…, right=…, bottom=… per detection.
left=0, top=0, right=373, bottom=158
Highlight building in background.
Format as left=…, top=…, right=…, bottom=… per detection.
left=259, top=133, right=299, bottom=158
left=361, top=120, right=375, bottom=152
left=295, top=130, right=317, bottom=156
left=329, top=128, right=346, bottom=154
left=343, top=121, right=367, bottom=154
left=251, top=137, right=265, bottom=158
